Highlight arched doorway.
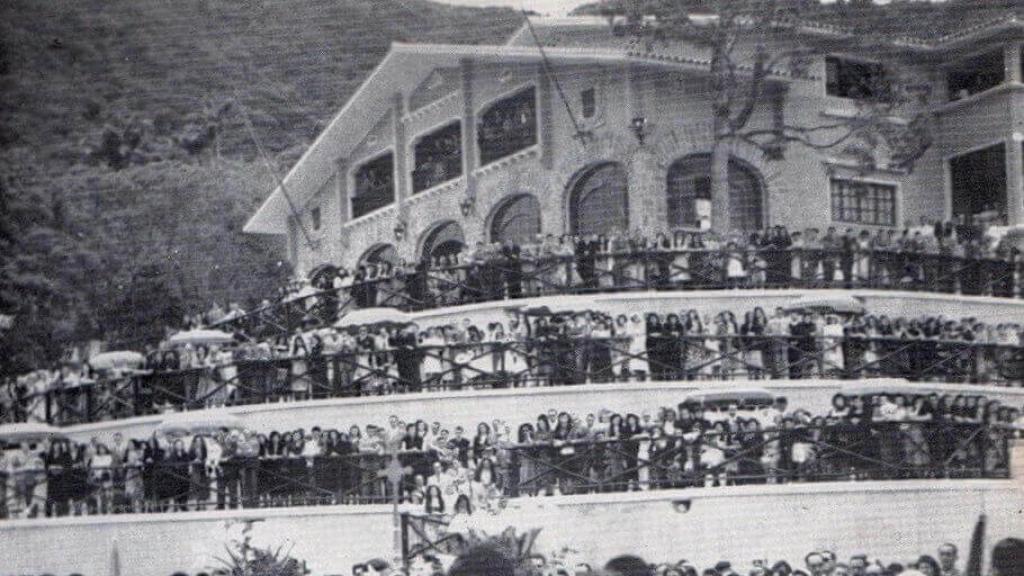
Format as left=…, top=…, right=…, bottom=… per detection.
left=666, top=154, right=765, bottom=232
left=489, top=193, right=541, bottom=245
left=568, top=162, right=629, bottom=236
left=420, top=221, right=465, bottom=261
left=307, top=264, right=340, bottom=290
left=358, top=244, right=398, bottom=267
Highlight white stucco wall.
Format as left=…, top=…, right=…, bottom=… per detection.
left=1, top=480, right=1020, bottom=576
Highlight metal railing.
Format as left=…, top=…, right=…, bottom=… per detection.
left=4, top=335, right=1021, bottom=426
left=212, top=246, right=1021, bottom=341
left=1, top=421, right=1010, bottom=521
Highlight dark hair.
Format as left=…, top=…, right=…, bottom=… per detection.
left=992, top=538, right=1024, bottom=576
left=915, top=556, right=941, bottom=576
left=605, top=554, right=654, bottom=576
left=448, top=543, right=518, bottom=576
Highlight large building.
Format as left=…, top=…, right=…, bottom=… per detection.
left=244, top=14, right=1024, bottom=275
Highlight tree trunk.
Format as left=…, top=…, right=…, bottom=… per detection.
left=709, top=141, right=731, bottom=233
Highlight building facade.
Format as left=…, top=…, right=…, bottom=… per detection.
left=244, top=16, right=1024, bottom=276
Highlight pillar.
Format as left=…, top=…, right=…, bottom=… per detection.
left=539, top=62, right=554, bottom=170
left=1008, top=42, right=1024, bottom=226
left=1004, top=41, right=1022, bottom=84
left=461, top=58, right=478, bottom=200
left=335, top=157, right=350, bottom=262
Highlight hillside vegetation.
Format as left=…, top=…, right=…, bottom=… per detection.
left=0, top=0, right=523, bottom=374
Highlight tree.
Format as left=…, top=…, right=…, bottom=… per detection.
left=598, top=0, right=934, bottom=232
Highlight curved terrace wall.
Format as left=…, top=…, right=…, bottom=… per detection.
left=61, top=378, right=1024, bottom=445
left=1, top=480, right=1019, bottom=576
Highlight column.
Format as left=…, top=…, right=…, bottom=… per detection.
left=461, top=58, right=478, bottom=200
left=1007, top=134, right=1023, bottom=226
left=539, top=62, right=554, bottom=170
left=1008, top=42, right=1024, bottom=226
left=335, top=158, right=350, bottom=261
left=392, top=93, right=409, bottom=208
left=1004, top=41, right=1022, bottom=84
left=286, top=216, right=299, bottom=270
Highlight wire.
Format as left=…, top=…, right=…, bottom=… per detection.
left=231, top=90, right=316, bottom=250
left=520, top=7, right=593, bottom=145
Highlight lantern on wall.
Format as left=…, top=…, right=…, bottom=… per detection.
left=393, top=219, right=408, bottom=241
left=631, top=115, right=648, bottom=145
left=459, top=196, right=476, bottom=217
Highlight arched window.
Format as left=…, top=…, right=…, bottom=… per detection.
left=489, top=194, right=541, bottom=245
left=358, top=244, right=398, bottom=267
left=569, top=162, right=629, bottom=236
left=666, top=154, right=764, bottom=232
left=420, top=221, right=465, bottom=261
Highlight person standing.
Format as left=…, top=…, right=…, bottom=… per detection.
left=937, top=543, right=960, bottom=576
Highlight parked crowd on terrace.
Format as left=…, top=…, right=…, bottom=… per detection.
left=260, top=219, right=1022, bottom=316
left=2, top=388, right=1019, bottom=520
left=4, top=301, right=1024, bottom=427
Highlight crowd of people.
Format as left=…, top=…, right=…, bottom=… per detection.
left=4, top=304, right=1023, bottom=426
left=433, top=538, right=1023, bottom=576
left=2, top=388, right=1018, bottom=520
left=254, top=220, right=1022, bottom=321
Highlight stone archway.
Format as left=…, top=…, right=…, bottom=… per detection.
left=358, top=243, right=398, bottom=266
left=489, top=193, right=542, bottom=245
left=419, top=220, right=466, bottom=261
left=567, top=162, right=629, bottom=236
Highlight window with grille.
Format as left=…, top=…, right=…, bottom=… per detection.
left=829, top=179, right=897, bottom=226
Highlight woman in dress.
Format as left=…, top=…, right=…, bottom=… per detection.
left=188, top=436, right=210, bottom=510
left=289, top=334, right=311, bottom=401
left=663, top=314, right=686, bottom=381
left=741, top=311, right=766, bottom=380
left=515, top=424, right=536, bottom=496
left=671, top=230, right=692, bottom=287
left=123, top=441, right=145, bottom=513
left=534, top=415, right=554, bottom=495
left=821, top=315, right=846, bottom=377
left=165, top=439, right=190, bottom=511
left=645, top=313, right=667, bottom=381
left=419, top=327, right=446, bottom=390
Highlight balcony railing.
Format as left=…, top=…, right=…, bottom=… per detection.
left=212, top=246, right=1021, bottom=342
left=0, top=421, right=1011, bottom=521
left=5, top=335, right=1021, bottom=426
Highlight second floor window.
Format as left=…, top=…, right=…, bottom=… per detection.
left=310, top=207, right=321, bottom=231
left=478, top=87, right=538, bottom=166
left=947, top=49, right=1005, bottom=101
left=825, top=56, right=890, bottom=100
left=830, top=179, right=897, bottom=226
left=352, top=153, right=395, bottom=219
left=413, top=121, right=463, bottom=194
left=581, top=87, right=597, bottom=119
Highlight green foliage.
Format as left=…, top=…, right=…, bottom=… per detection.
left=0, top=0, right=523, bottom=374
left=215, top=529, right=309, bottom=576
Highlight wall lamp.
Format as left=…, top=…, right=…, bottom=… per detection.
left=393, top=219, right=408, bottom=241
left=631, top=115, right=648, bottom=145
left=459, top=196, right=476, bottom=217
